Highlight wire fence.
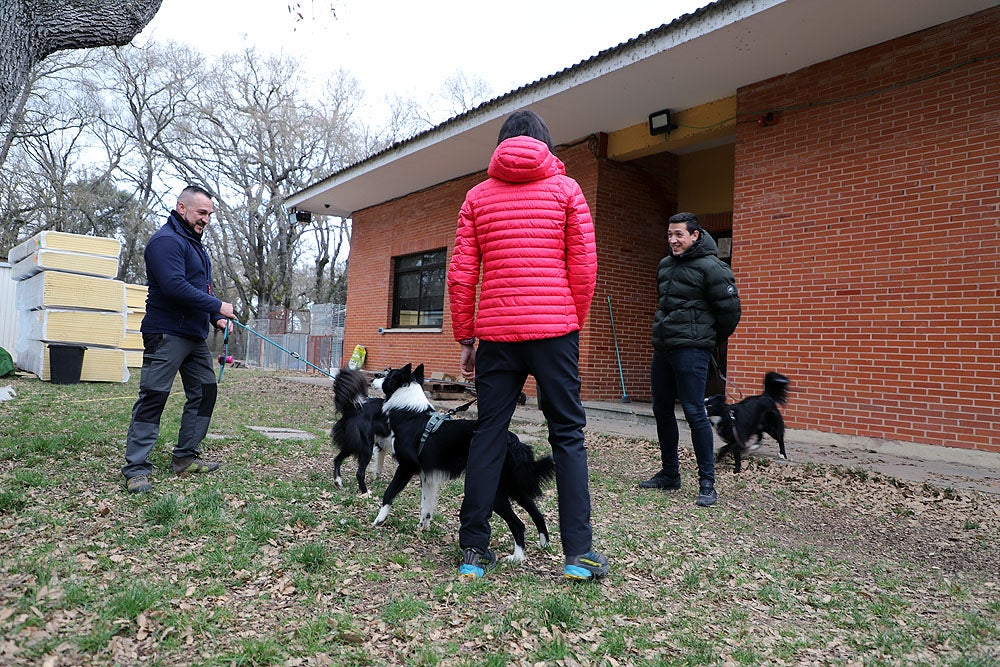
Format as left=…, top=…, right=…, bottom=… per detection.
left=212, top=303, right=345, bottom=375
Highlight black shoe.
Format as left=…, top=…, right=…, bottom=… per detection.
left=696, top=483, right=717, bottom=507
left=458, top=547, right=497, bottom=579
left=638, top=471, right=681, bottom=490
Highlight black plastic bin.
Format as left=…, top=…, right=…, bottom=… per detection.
left=48, top=344, right=86, bottom=384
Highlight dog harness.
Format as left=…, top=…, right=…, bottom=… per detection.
left=724, top=408, right=747, bottom=446
left=419, top=410, right=449, bottom=456
left=416, top=394, right=480, bottom=456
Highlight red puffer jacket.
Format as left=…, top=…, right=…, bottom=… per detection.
left=448, top=136, right=597, bottom=343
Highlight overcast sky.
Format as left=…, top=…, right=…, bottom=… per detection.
left=139, top=0, right=707, bottom=114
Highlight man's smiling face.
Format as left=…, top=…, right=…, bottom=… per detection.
left=667, top=222, right=699, bottom=256
left=178, top=192, right=214, bottom=236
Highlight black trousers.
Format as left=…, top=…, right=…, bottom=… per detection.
left=459, top=332, right=594, bottom=557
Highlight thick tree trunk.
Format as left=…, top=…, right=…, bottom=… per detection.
left=0, top=0, right=162, bottom=129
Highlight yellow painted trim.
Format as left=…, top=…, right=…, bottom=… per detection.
left=607, top=96, right=737, bottom=161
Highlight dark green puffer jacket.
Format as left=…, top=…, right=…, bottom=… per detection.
left=651, top=231, right=741, bottom=351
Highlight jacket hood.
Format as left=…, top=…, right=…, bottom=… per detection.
left=487, top=136, right=565, bottom=184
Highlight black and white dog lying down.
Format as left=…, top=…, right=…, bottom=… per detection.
left=331, top=367, right=393, bottom=495
left=705, top=371, right=790, bottom=473
left=373, top=363, right=554, bottom=562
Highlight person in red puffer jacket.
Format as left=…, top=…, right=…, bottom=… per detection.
left=448, top=109, right=608, bottom=581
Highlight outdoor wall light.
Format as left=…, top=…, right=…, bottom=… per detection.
left=648, top=109, right=678, bottom=136
left=288, top=210, right=312, bottom=225
left=757, top=110, right=779, bottom=127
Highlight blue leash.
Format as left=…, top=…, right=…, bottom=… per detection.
left=217, top=324, right=230, bottom=382
left=607, top=296, right=630, bottom=403
left=229, top=319, right=336, bottom=379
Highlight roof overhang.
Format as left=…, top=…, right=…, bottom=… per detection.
left=287, top=0, right=997, bottom=218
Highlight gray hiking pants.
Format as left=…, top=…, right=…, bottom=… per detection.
left=122, top=333, right=218, bottom=479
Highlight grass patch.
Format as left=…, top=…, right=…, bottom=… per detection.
left=0, top=489, right=27, bottom=513
left=287, top=541, right=331, bottom=572
left=143, top=493, right=182, bottom=527
left=0, top=372, right=997, bottom=665
left=107, top=584, right=160, bottom=620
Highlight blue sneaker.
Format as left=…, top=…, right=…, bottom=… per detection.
left=458, top=547, right=496, bottom=579
left=564, top=551, right=609, bottom=580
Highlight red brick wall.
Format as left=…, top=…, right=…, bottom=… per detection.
left=731, top=8, right=1000, bottom=452
left=587, top=151, right=678, bottom=401
left=344, top=173, right=481, bottom=378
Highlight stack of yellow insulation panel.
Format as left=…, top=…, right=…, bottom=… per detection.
left=123, top=283, right=148, bottom=367
left=8, top=231, right=130, bottom=382
left=8, top=231, right=121, bottom=280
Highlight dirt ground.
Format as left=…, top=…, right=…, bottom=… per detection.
left=286, top=374, right=1000, bottom=495
left=514, top=400, right=1000, bottom=497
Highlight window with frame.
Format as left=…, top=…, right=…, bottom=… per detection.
left=392, top=249, right=445, bottom=328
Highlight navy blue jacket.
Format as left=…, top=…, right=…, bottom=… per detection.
left=140, top=211, right=223, bottom=339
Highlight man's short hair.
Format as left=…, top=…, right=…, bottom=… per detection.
left=667, top=211, right=702, bottom=234
left=180, top=184, right=214, bottom=201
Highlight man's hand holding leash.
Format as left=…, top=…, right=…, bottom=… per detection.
left=216, top=301, right=236, bottom=333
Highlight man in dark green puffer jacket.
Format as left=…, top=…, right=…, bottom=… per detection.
left=639, top=212, right=741, bottom=507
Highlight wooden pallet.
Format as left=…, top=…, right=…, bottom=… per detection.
left=427, top=380, right=475, bottom=400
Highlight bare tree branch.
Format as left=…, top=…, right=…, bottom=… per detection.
left=0, top=0, right=163, bottom=135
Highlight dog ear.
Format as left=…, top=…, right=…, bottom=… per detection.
left=400, top=363, right=411, bottom=375
left=414, top=364, right=425, bottom=383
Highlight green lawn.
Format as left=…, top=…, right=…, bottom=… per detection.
left=1, top=370, right=998, bottom=666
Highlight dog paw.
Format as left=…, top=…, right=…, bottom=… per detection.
left=358, top=490, right=371, bottom=498
left=334, top=477, right=343, bottom=489
left=538, top=534, right=550, bottom=549
left=373, top=506, right=390, bottom=526
left=506, top=545, right=526, bottom=563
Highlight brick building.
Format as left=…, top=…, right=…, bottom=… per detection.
left=289, top=0, right=999, bottom=454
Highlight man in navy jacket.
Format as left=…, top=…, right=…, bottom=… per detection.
left=122, top=185, right=235, bottom=494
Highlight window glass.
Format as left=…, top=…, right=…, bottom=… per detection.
left=392, top=249, right=445, bottom=328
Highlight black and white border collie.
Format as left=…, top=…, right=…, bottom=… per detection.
left=705, top=371, right=790, bottom=473
left=373, top=363, right=554, bottom=562
left=331, top=367, right=393, bottom=495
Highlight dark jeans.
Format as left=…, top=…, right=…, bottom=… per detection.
left=122, top=333, right=218, bottom=479
left=459, top=332, right=593, bottom=557
left=650, top=347, right=715, bottom=485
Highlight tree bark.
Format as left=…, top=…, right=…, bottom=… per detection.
left=0, top=0, right=162, bottom=129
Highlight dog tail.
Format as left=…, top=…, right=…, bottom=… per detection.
left=763, top=372, right=790, bottom=405
left=532, top=454, right=556, bottom=489
left=513, top=453, right=556, bottom=502
left=504, top=433, right=556, bottom=501
left=333, top=367, right=369, bottom=415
